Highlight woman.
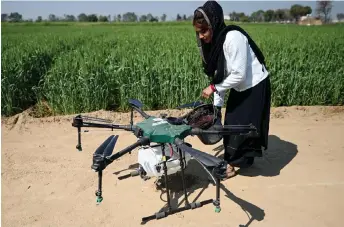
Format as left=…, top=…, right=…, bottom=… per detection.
left=193, top=0, right=271, bottom=178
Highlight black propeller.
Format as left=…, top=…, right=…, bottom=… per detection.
left=92, top=135, right=119, bottom=172
left=128, top=98, right=150, bottom=119
left=174, top=138, right=223, bottom=167
left=94, top=135, right=116, bottom=155
left=129, top=98, right=144, bottom=109
left=103, top=135, right=119, bottom=157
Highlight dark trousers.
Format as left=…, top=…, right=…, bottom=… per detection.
left=223, top=76, right=271, bottom=167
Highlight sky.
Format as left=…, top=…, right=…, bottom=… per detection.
left=2, top=0, right=344, bottom=21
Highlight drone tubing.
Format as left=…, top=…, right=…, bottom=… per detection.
left=213, top=125, right=256, bottom=130
left=107, top=137, right=150, bottom=162
left=193, top=157, right=217, bottom=185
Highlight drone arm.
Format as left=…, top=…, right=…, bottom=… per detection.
left=72, top=115, right=136, bottom=151
left=107, top=137, right=150, bottom=162
left=91, top=136, right=150, bottom=173
left=212, top=124, right=257, bottom=131
left=190, top=125, right=259, bottom=137
left=73, top=120, right=134, bottom=131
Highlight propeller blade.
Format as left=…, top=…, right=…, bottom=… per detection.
left=129, top=98, right=143, bottom=109
left=103, top=135, right=119, bottom=157
left=175, top=141, right=222, bottom=167
left=176, top=101, right=204, bottom=109
left=94, top=135, right=115, bottom=155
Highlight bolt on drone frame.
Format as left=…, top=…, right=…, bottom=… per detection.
left=71, top=99, right=259, bottom=224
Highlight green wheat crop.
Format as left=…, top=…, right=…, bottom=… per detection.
left=1, top=22, right=343, bottom=117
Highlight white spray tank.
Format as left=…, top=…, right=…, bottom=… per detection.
left=138, top=143, right=192, bottom=177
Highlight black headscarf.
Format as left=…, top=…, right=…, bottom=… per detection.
left=195, top=1, right=225, bottom=71
left=195, top=0, right=266, bottom=84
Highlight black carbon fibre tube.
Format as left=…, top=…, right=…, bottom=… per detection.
left=107, top=137, right=150, bottom=162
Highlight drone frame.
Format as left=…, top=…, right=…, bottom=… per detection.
left=71, top=98, right=259, bottom=224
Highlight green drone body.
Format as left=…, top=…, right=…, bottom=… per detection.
left=136, top=116, right=191, bottom=143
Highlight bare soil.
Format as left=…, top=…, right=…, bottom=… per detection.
left=2, top=106, right=344, bottom=227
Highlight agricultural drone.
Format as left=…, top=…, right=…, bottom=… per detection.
left=72, top=98, right=258, bottom=224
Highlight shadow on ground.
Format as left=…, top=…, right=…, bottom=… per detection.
left=155, top=159, right=212, bottom=212
left=213, top=135, right=298, bottom=177
left=143, top=160, right=265, bottom=226
left=220, top=184, right=265, bottom=227
left=118, top=134, right=296, bottom=225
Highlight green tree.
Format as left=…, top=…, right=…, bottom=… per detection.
left=36, top=16, right=42, bottom=22
left=64, top=14, right=76, bottom=22
left=139, top=15, right=147, bottom=22
left=78, top=13, right=88, bottom=22
left=264, top=10, right=275, bottom=22
left=337, top=13, right=344, bottom=21
left=256, top=10, right=265, bottom=22
left=8, top=12, right=22, bottom=22
left=87, top=14, right=98, bottom=22
left=122, top=12, right=137, bottom=22
left=161, top=13, right=167, bottom=22
left=48, top=14, right=57, bottom=21
left=2, top=13, right=8, bottom=22
left=98, top=15, right=108, bottom=22
left=275, top=9, right=286, bottom=21
left=290, top=4, right=312, bottom=22
left=229, top=11, right=239, bottom=21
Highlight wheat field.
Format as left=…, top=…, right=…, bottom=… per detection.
left=1, top=22, right=343, bottom=117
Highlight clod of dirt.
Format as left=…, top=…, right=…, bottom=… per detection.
left=11, top=113, right=24, bottom=131
left=272, top=110, right=285, bottom=119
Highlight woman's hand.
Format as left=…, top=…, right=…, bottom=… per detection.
left=202, top=85, right=215, bottom=99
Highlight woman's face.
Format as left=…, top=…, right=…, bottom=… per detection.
left=194, top=24, right=212, bottom=44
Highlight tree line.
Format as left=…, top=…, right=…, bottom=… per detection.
left=229, top=1, right=335, bottom=23
left=1, top=12, right=168, bottom=23
left=1, top=1, right=341, bottom=24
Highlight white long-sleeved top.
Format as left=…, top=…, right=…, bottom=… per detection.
left=213, top=30, right=269, bottom=107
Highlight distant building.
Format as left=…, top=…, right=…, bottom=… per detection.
left=299, top=14, right=322, bottom=25
left=224, top=15, right=230, bottom=21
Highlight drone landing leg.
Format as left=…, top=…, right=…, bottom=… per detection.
left=212, top=163, right=227, bottom=213
left=141, top=146, right=217, bottom=225
left=161, top=144, right=172, bottom=212
left=213, top=177, right=221, bottom=213
left=178, top=147, right=190, bottom=207
left=76, top=126, right=82, bottom=151
left=95, top=170, right=103, bottom=204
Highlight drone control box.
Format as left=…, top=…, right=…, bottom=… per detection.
left=136, top=117, right=191, bottom=143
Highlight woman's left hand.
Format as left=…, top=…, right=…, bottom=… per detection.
left=202, top=85, right=214, bottom=99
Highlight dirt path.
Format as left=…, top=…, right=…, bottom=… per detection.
left=2, top=106, right=344, bottom=227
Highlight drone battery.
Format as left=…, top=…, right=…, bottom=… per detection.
left=138, top=144, right=192, bottom=177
